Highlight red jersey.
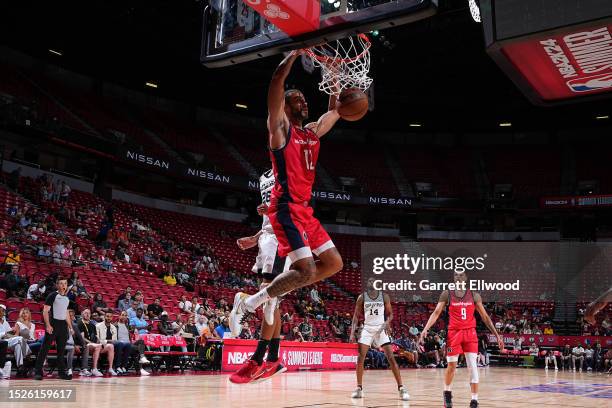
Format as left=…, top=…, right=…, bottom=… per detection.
left=270, top=124, right=319, bottom=205
left=448, top=289, right=476, bottom=330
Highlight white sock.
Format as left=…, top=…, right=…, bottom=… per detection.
left=246, top=288, right=271, bottom=310
left=471, top=393, right=478, bottom=401
left=444, top=384, right=452, bottom=391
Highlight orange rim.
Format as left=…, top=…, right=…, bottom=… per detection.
left=305, top=33, right=371, bottom=65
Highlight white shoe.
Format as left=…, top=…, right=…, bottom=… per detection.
left=351, top=387, right=363, bottom=398
left=263, top=296, right=278, bottom=326
left=80, top=369, right=92, bottom=377
left=399, top=386, right=410, bottom=401
left=1, top=361, right=11, bottom=379
left=555, top=367, right=558, bottom=371
left=108, top=368, right=118, bottom=376
left=229, top=292, right=251, bottom=337
left=91, top=369, right=103, bottom=377
left=67, top=369, right=72, bottom=376
left=140, top=368, right=150, bottom=376
left=579, top=368, right=582, bottom=372
left=139, top=356, right=150, bottom=364
left=545, top=366, right=548, bottom=370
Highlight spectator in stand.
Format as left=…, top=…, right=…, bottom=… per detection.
left=238, top=322, right=253, bottom=339
left=37, top=244, right=51, bottom=263
left=604, top=348, right=612, bottom=373
left=195, top=315, right=208, bottom=335
left=71, top=247, right=85, bottom=267
left=59, top=181, right=71, bottom=203
left=299, top=316, right=313, bottom=341
left=99, top=252, right=113, bottom=271
left=75, top=226, right=88, bottom=238
left=118, top=293, right=133, bottom=312
left=1, top=264, right=23, bottom=297
left=115, top=311, right=150, bottom=375
left=593, top=343, right=605, bottom=372
left=290, top=326, right=305, bottom=342
left=91, top=311, right=104, bottom=323
left=584, top=344, right=594, bottom=371
left=78, top=309, right=104, bottom=377
left=70, top=280, right=89, bottom=300
left=147, top=297, right=164, bottom=319
left=92, top=293, right=112, bottom=315
left=190, top=296, right=201, bottom=314
left=130, top=308, right=150, bottom=335
left=126, top=300, right=140, bottom=320
left=310, top=286, right=321, bottom=304
left=423, top=334, right=443, bottom=367
left=10, top=307, right=34, bottom=375
left=95, top=216, right=113, bottom=244
left=158, top=312, right=175, bottom=351
left=163, top=271, right=176, bottom=286
left=27, top=279, right=46, bottom=301
left=183, top=315, right=200, bottom=351
left=214, top=317, right=231, bottom=339
left=116, top=287, right=132, bottom=307
left=4, top=249, right=20, bottom=267
left=206, top=320, right=221, bottom=340
left=572, top=343, right=585, bottom=372
left=52, top=241, right=64, bottom=264
left=178, top=295, right=191, bottom=312
left=95, top=312, right=118, bottom=376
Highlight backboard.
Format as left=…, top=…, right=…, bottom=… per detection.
left=201, top=0, right=438, bottom=67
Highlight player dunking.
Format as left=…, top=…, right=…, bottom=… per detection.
left=230, top=50, right=343, bottom=335
left=349, top=278, right=409, bottom=401
left=229, top=169, right=289, bottom=383
left=419, top=271, right=503, bottom=408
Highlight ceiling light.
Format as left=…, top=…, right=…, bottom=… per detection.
left=235, top=104, right=248, bottom=109
left=499, top=122, right=512, bottom=127
left=48, top=49, right=62, bottom=56
left=596, top=115, right=609, bottom=120
left=145, top=82, right=158, bottom=89
left=409, top=123, right=422, bottom=127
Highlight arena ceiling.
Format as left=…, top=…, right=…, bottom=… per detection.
left=1, top=0, right=610, bottom=132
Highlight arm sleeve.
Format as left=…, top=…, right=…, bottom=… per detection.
left=45, top=292, right=57, bottom=306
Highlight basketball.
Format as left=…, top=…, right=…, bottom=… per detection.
left=337, top=88, right=369, bottom=121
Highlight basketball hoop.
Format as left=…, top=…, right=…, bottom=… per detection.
left=305, top=34, right=373, bottom=96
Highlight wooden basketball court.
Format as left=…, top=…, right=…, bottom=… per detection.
left=2, top=367, right=610, bottom=407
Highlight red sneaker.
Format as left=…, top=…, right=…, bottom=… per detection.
left=252, top=360, right=287, bottom=383
left=229, top=360, right=265, bottom=384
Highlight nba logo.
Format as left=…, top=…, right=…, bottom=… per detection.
left=567, top=72, right=612, bottom=93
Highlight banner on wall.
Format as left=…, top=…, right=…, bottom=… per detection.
left=486, top=334, right=612, bottom=348
left=119, top=148, right=467, bottom=209
left=222, top=339, right=358, bottom=372
left=541, top=194, right=612, bottom=209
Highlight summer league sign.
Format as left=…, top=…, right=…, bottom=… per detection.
left=120, top=148, right=465, bottom=208
left=541, top=194, right=612, bottom=209
left=222, top=339, right=358, bottom=372
left=361, top=242, right=612, bottom=303
left=486, top=334, right=612, bottom=348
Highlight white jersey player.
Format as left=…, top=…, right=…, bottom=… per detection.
left=349, top=278, right=409, bottom=401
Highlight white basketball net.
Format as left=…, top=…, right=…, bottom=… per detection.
left=468, top=0, right=481, bottom=23
left=305, top=34, right=373, bottom=96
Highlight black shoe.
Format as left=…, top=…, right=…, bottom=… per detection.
left=443, top=391, right=453, bottom=408
left=470, top=400, right=479, bottom=408
left=58, top=373, right=72, bottom=380
left=34, top=373, right=43, bottom=381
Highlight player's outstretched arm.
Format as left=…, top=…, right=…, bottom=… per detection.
left=585, top=285, right=612, bottom=325
left=349, top=294, right=364, bottom=343
left=236, top=230, right=263, bottom=250
left=268, top=51, right=301, bottom=149
left=474, top=292, right=504, bottom=350
left=418, top=291, right=448, bottom=345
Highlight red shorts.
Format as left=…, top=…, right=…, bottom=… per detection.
left=446, top=328, right=478, bottom=357
left=268, top=202, right=334, bottom=263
